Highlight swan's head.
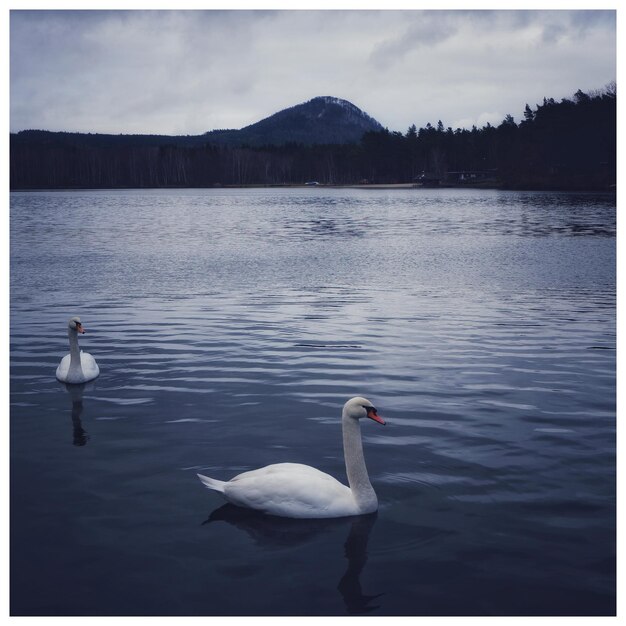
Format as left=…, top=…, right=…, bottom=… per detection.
left=68, top=316, right=86, bottom=334
left=343, top=396, right=386, bottom=425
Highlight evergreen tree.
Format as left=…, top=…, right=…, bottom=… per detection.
left=523, top=104, right=534, bottom=122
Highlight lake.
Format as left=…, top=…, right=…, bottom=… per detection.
left=9, top=187, right=616, bottom=616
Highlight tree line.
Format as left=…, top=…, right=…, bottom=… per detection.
left=10, top=83, right=616, bottom=190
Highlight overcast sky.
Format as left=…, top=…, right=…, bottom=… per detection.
left=9, top=8, right=616, bottom=136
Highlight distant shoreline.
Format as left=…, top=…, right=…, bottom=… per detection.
left=10, top=183, right=616, bottom=192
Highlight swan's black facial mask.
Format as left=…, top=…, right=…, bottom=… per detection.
left=365, top=406, right=385, bottom=425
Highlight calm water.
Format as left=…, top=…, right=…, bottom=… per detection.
left=10, top=188, right=616, bottom=616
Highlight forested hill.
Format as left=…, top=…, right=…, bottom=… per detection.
left=205, top=96, right=384, bottom=146
left=10, top=85, right=616, bottom=190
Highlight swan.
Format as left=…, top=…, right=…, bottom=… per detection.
left=197, top=396, right=385, bottom=518
left=55, top=316, right=100, bottom=384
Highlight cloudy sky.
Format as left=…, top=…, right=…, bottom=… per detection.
left=9, top=8, right=616, bottom=136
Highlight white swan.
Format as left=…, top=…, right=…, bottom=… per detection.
left=197, top=396, right=385, bottom=518
left=55, top=316, right=100, bottom=384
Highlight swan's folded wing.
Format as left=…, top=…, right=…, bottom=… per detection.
left=224, top=463, right=358, bottom=518
left=56, top=354, right=71, bottom=381
left=80, top=351, right=100, bottom=380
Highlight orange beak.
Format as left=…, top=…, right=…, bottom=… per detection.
left=76, top=323, right=86, bottom=334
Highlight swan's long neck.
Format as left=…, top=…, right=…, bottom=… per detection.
left=68, top=328, right=83, bottom=377
left=342, top=413, right=377, bottom=512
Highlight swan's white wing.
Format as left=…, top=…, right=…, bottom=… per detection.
left=80, top=351, right=100, bottom=381
left=55, top=354, right=71, bottom=381
left=223, top=463, right=359, bottom=518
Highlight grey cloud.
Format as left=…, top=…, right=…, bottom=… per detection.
left=370, top=18, right=458, bottom=68
left=540, top=10, right=616, bottom=44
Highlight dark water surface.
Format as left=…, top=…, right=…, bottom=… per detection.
left=10, top=188, right=615, bottom=615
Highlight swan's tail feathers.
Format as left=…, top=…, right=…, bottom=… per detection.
left=197, top=473, right=227, bottom=493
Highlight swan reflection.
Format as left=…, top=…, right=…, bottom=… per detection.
left=337, top=513, right=383, bottom=614
left=60, top=382, right=91, bottom=446
left=204, top=504, right=382, bottom=614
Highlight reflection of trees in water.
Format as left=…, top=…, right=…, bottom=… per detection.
left=279, top=213, right=367, bottom=242
left=62, top=382, right=89, bottom=446
left=308, top=217, right=365, bottom=240
left=204, top=504, right=382, bottom=614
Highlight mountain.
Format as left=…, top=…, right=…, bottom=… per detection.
left=204, top=96, right=384, bottom=146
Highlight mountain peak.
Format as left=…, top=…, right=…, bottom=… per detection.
left=310, top=96, right=356, bottom=107
left=206, top=96, right=383, bottom=146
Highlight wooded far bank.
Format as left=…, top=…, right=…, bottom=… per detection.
left=10, top=85, right=616, bottom=191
